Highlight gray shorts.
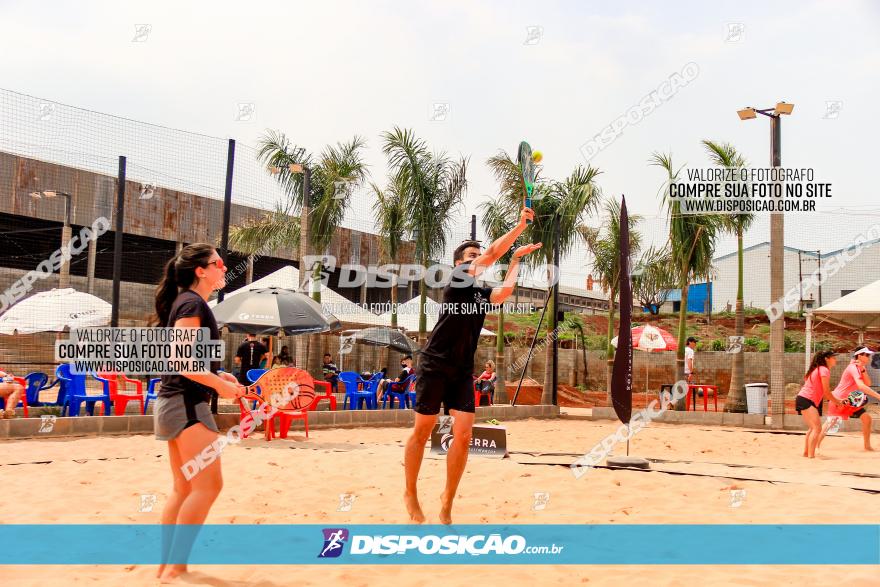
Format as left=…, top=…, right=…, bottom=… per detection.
left=154, top=394, right=219, bottom=441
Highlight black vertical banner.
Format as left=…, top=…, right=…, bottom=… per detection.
left=611, top=195, right=633, bottom=424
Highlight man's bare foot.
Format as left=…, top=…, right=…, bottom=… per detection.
left=404, top=491, right=425, bottom=524
left=865, top=446, right=874, bottom=451
left=439, top=492, right=453, bottom=525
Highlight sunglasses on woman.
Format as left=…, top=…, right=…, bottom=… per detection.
left=206, top=258, right=226, bottom=270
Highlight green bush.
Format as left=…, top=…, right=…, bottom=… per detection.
left=784, top=335, right=805, bottom=353
left=756, top=340, right=770, bottom=352
left=743, top=337, right=761, bottom=350
left=710, top=338, right=726, bottom=352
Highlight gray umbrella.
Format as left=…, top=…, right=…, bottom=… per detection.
left=212, top=287, right=341, bottom=335
left=353, top=326, right=420, bottom=354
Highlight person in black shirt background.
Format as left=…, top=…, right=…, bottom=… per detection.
left=403, top=207, right=541, bottom=524
left=322, top=353, right=340, bottom=392
left=234, top=334, right=268, bottom=384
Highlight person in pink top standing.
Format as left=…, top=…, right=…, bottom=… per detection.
left=818, top=347, right=880, bottom=452
left=795, top=351, right=840, bottom=457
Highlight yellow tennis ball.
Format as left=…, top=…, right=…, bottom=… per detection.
left=532, top=151, right=543, bottom=163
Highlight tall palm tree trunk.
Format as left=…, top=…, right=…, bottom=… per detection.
left=674, top=279, right=690, bottom=410
left=605, top=297, right=616, bottom=399
left=390, top=267, right=398, bottom=329
left=307, top=260, right=324, bottom=379
left=417, top=252, right=428, bottom=347
left=541, top=294, right=555, bottom=405
left=495, top=307, right=508, bottom=403
left=726, top=228, right=747, bottom=412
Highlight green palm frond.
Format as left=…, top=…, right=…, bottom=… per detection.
left=701, top=139, right=755, bottom=234
left=650, top=151, right=721, bottom=282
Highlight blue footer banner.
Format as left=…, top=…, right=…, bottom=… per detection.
left=2, top=524, right=878, bottom=565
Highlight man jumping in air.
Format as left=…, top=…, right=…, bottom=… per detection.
left=404, top=207, right=542, bottom=524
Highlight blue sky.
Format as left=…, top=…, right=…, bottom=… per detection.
left=1, top=0, right=878, bottom=288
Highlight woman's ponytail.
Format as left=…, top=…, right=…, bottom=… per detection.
left=153, top=256, right=180, bottom=327
left=152, top=243, right=215, bottom=326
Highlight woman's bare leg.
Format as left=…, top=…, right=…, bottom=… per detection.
left=802, top=407, right=821, bottom=458
left=860, top=413, right=873, bottom=450
left=160, top=423, right=224, bottom=582
left=157, top=438, right=190, bottom=578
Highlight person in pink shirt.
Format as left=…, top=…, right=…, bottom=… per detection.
left=796, top=350, right=840, bottom=458
left=818, top=347, right=880, bottom=452
left=794, top=351, right=840, bottom=459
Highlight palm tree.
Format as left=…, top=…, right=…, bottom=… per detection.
left=651, top=151, right=722, bottom=409
left=631, top=244, right=676, bottom=315
left=371, top=175, right=408, bottom=329
left=493, top=158, right=603, bottom=403
left=381, top=127, right=467, bottom=344
left=702, top=140, right=753, bottom=413
left=230, top=130, right=368, bottom=376
left=581, top=197, right=643, bottom=397
left=479, top=191, right=517, bottom=403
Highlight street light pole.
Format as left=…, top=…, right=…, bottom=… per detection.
left=738, top=101, right=792, bottom=429
left=768, top=113, right=785, bottom=428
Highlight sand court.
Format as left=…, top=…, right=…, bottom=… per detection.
left=2, top=418, right=878, bottom=584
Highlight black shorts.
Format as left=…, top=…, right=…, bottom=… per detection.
left=795, top=396, right=823, bottom=416
left=413, top=369, right=475, bottom=415
left=851, top=407, right=867, bottom=419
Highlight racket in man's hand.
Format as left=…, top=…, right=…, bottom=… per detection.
left=517, top=141, right=536, bottom=224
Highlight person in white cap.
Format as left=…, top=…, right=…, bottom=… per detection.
left=818, top=347, right=880, bottom=452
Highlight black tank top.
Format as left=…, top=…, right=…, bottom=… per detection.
left=158, top=290, right=221, bottom=401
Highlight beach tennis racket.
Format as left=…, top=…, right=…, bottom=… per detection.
left=842, top=390, right=868, bottom=408
left=239, top=367, right=316, bottom=412
left=517, top=141, right=535, bottom=224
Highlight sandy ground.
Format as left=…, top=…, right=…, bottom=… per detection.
left=2, top=419, right=879, bottom=586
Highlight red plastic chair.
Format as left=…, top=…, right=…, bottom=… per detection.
left=686, top=384, right=718, bottom=412
left=473, top=377, right=493, bottom=407
left=10, top=376, right=29, bottom=418
left=238, top=388, right=310, bottom=441
left=94, top=372, right=145, bottom=415
left=310, top=380, right=336, bottom=411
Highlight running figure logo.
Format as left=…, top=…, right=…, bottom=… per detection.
left=318, top=528, right=349, bottom=558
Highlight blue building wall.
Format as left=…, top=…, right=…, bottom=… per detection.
left=663, top=282, right=712, bottom=313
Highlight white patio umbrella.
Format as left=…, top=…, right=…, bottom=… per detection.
left=611, top=324, right=678, bottom=396
left=0, top=288, right=112, bottom=334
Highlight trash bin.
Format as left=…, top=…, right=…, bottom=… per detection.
left=745, top=383, right=769, bottom=415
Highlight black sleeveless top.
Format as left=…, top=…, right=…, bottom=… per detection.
left=158, top=290, right=221, bottom=401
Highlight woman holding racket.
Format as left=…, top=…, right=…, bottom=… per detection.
left=152, top=244, right=243, bottom=582
left=795, top=350, right=840, bottom=458
left=818, top=347, right=880, bottom=452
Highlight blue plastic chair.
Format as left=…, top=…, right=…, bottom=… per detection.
left=57, top=364, right=111, bottom=417
left=144, top=378, right=161, bottom=414
left=383, top=374, right=416, bottom=409
left=364, top=372, right=383, bottom=409
left=23, top=372, right=57, bottom=406
left=245, top=369, right=268, bottom=409
left=407, top=376, right=417, bottom=408
left=247, top=369, right=267, bottom=384
left=0, top=372, right=54, bottom=411
left=339, top=371, right=376, bottom=410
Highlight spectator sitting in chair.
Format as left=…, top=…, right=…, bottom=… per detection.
left=322, top=353, right=341, bottom=392
left=475, top=360, right=497, bottom=396
left=271, top=345, right=292, bottom=368
left=0, top=368, right=24, bottom=419
left=378, top=356, right=414, bottom=402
